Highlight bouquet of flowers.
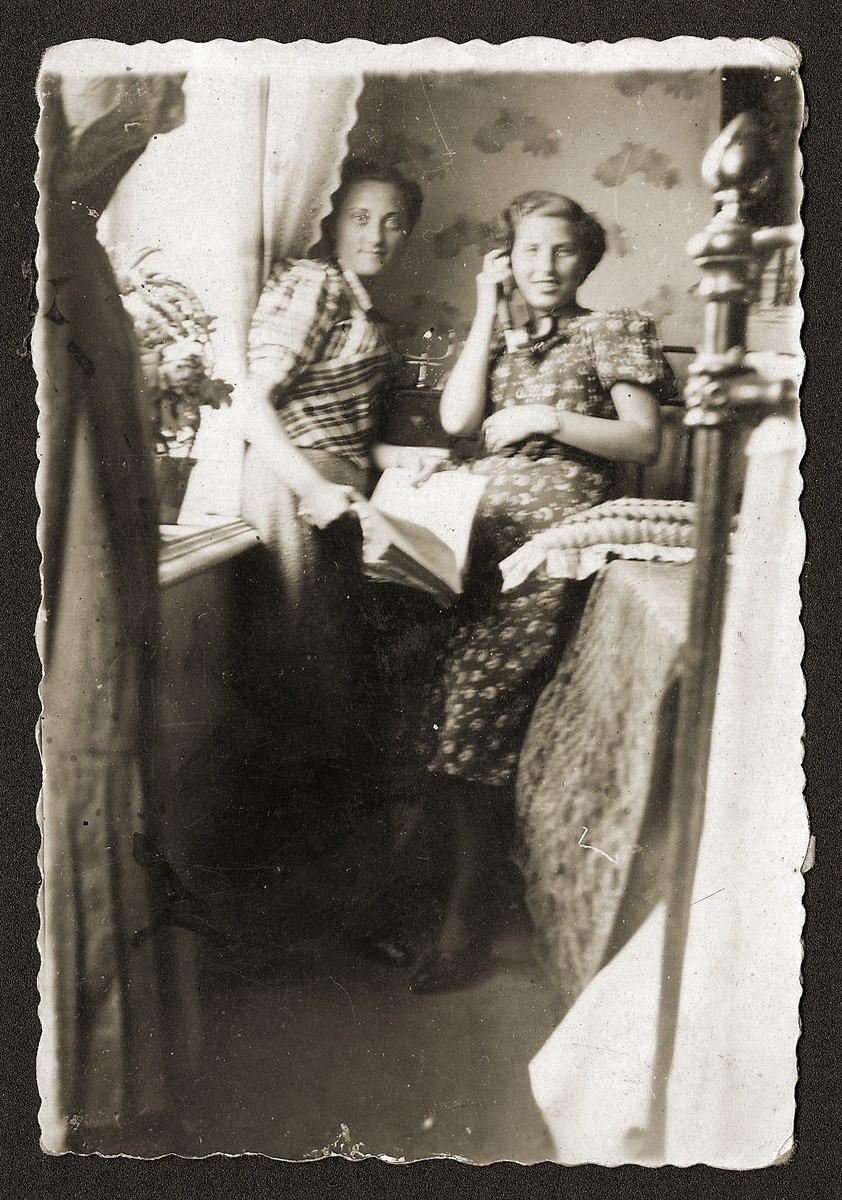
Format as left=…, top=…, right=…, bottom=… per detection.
left=115, top=248, right=233, bottom=457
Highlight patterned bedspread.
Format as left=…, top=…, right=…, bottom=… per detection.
left=516, top=561, right=692, bottom=1004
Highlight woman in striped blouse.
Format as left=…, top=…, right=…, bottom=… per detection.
left=240, top=160, right=423, bottom=772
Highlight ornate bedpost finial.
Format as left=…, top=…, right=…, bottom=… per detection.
left=700, top=112, right=772, bottom=214
left=685, top=111, right=799, bottom=425
left=685, top=112, right=773, bottom=385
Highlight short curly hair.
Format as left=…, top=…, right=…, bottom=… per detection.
left=501, top=191, right=607, bottom=279
left=309, top=159, right=424, bottom=261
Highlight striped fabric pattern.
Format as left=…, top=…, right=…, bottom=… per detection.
left=278, top=349, right=394, bottom=463
left=248, top=259, right=394, bottom=468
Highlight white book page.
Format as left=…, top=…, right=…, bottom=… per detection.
left=370, top=467, right=486, bottom=571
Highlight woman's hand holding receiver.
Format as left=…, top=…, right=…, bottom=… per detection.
left=440, top=249, right=514, bottom=439
left=475, top=247, right=514, bottom=320
left=482, top=404, right=561, bottom=452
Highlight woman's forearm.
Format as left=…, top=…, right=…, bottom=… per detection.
left=372, top=444, right=450, bottom=471
left=439, top=308, right=497, bottom=437
left=559, top=383, right=662, bottom=464
left=243, top=378, right=327, bottom=498
left=556, top=410, right=661, bottom=463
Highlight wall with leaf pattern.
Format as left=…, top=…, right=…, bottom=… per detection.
left=347, top=70, right=721, bottom=362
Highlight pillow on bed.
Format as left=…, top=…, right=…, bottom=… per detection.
left=500, top=498, right=698, bottom=590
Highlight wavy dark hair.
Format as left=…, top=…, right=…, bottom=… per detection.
left=501, top=191, right=607, bottom=278
left=308, top=159, right=424, bottom=261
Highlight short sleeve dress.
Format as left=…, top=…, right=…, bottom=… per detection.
left=420, top=307, right=677, bottom=788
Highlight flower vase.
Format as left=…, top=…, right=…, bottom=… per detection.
left=154, top=455, right=196, bottom=525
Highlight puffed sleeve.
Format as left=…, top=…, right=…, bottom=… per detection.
left=247, top=259, right=342, bottom=399
left=591, top=309, right=679, bottom=403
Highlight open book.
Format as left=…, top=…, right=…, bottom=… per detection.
left=353, top=466, right=487, bottom=606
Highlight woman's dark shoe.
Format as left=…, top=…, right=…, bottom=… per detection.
left=348, top=930, right=413, bottom=968
left=409, top=940, right=491, bottom=993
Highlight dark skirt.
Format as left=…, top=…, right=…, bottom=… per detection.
left=239, top=442, right=379, bottom=765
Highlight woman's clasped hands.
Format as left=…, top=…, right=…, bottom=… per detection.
left=481, top=404, right=563, bottom=454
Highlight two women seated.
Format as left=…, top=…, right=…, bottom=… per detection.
left=241, top=160, right=677, bottom=993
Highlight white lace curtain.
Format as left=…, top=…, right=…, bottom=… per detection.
left=101, top=65, right=363, bottom=519
left=261, top=73, right=364, bottom=279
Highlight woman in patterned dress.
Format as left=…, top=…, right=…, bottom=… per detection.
left=239, top=161, right=423, bottom=772
left=408, top=191, right=677, bottom=992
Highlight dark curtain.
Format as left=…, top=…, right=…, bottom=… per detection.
left=37, top=70, right=200, bottom=1154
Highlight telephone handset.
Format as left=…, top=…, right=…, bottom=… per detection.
left=491, top=248, right=529, bottom=352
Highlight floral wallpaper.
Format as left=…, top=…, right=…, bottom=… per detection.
left=346, top=70, right=721, bottom=364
